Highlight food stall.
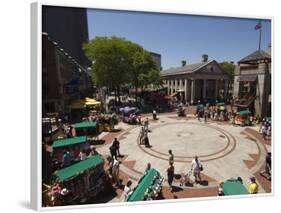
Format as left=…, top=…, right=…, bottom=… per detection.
left=52, top=136, right=89, bottom=164
left=222, top=179, right=249, bottom=196
left=127, top=168, right=163, bottom=202
left=85, top=97, right=101, bottom=111
left=177, top=104, right=185, bottom=117
left=45, top=155, right=111, bottom=206
left=216, top=102, right=228, bottom=121
left=235, top=109, right=251, bottom=126
left=74, top=122, right=99, bottom=136
left=98, top=113, right=117, bottom=132
left=120, top=106, right=139, bottom=124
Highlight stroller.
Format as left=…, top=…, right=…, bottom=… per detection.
left=180, top=169, right=193, bottom=186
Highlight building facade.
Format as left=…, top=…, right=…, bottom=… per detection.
left=42, top=33, right=92, bottom=116
left=161, top=60, right=228, bottom=104
left=233, top=49, right=271, bottom=118
left=42, top=5, right=90, bottom=68
left=150, top=52, right=162, bottom=70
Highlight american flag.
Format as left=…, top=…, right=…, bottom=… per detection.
left=255, top=21, right=262, bottom=30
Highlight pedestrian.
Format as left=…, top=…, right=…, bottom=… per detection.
left=197, top=109, right=201, bottom=121
left=260, top=152, right=271, bottom=180
left=112, top=157, right=120, bottom=187
left=262, top=125, right=267, bottom=140
left=89, top=145, right=99, bottom=157
left=123, top=180, right=133, bottom=201
left=191, top=156, right=203, bottom=183
left=167, top=162, right=175, bottom=192
left=113, top=138, right=121, bottom=157
left=79, top=149, right=87, bottom=161
left=109, top=144, right=117, bottom=159
left=168, top=150, right=174, bottom=165
left=204, top=108, right=208, bottom=123
left=248, top=176, right=259, bottom=194
left=152, top=109, right=157, bottom=120
left=144, top=118, right=149, bottom=132
left=145, top=163, right=151, bottom=174
left=61, top=150, right=71, bottom=168
left=144, top=133, right=151, bottom=148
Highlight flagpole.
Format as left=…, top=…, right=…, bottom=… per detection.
left=258, top=21, right=262, bottom=50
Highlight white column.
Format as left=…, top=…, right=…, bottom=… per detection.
left=224, top=79, right=228, bottom=99
left=179, top=79, right=182, bottom=90
left=203, top=79, right=207, bottom=101
left=167, top=80, right=170, bottom=95
left=175, top=79, right=178, bottom=92
left=191, top=79, right=195, bottom=104
left=184, top=79, right=188, bottom=101
left=215, top=79, right=218, bottom=100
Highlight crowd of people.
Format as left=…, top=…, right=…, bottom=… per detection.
left=44, top=99, right=272, bottom=205
left=260, top=118, right=272, bottom=140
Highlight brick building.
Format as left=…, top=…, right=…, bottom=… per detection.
left=42, top=33, right=92, bottom=116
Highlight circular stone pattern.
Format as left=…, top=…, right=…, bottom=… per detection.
left=138, top=122, right=236, bottom=162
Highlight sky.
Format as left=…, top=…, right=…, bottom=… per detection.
left=87, top=9, right=271, bottom=70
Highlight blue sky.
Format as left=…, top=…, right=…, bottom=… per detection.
left=87, top=9, right=271, bottom=70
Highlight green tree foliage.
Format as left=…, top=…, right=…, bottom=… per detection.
left=83, top=36, right=162, bottom=103
left=220, top=61, right=235, bottom=82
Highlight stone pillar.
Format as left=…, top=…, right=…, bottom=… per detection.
left=170, top=80, right=173, bottom=94
left=184, top=79, right=188, bottom=102
left=224, top=79, right=228, bottom=99
left=179, top=79, right=182, bottom=90
left=191, top=79, right=195, bottom=104
left=215, top=79, right=218, bottom=101
left=175, top=79, right=178, bottom=92
left=203, top=79, right=207, bottom=101
left=167, top=80, right=170, bottom=95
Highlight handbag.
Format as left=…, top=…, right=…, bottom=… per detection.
left=200, top=165, right=203, bottom=171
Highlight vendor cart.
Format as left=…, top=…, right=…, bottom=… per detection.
left=52, top=136, right=90, bottom=166
left=45, top=155, right=112, bottom=206
left=74, top=122, right=100, bottom=137
left=177, top=104, right=185, bottom=117
left=222, top=179, right=249, bottom=196
left=98, top=113, right=117, bottom=132
left=235, top=109, right=251, bottom=126
left=127, top=168, right=163, bottom=202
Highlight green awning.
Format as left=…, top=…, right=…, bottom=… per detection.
left=216, top=102, right=225, bottom=106
left=128, top=168, right=159, bottom=202
left=236, top=109, right=251, bottom=116
left=56, top=155, right=104, bottom=182
left=222, top=180, right=249, bottom=195
left=265, top=117, right=271, bottom=122
left=52, top=136, right=87, bottom=149
left=197, top=104, right=204, bottom=109
left=74, top=122, right=97, bottom=129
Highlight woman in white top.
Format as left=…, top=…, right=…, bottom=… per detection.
left=123, top=180, right=133, bottom=201
left=79, top=149, right=87, bottom=161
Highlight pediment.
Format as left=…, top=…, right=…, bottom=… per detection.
left=196, top=61, right=226, bottom=75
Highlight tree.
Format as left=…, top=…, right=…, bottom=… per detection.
left=131, top=50, right=159, bottom=102
left=220, top=61, right=236, bottom=98
left=83, top=36, right=132, bottom=103
left=83, top=36, right=162, bottom=105
left=220, top=61, right=235, bottom=82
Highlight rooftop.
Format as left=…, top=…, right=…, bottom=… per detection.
left=161, top=61, right=212, bottom=76
left=238, top=50, right=271, bottom=64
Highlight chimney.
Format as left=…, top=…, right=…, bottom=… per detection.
left=181, top=60, right=186, bottom=67
left=202, top=54, right=208, bottom=62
